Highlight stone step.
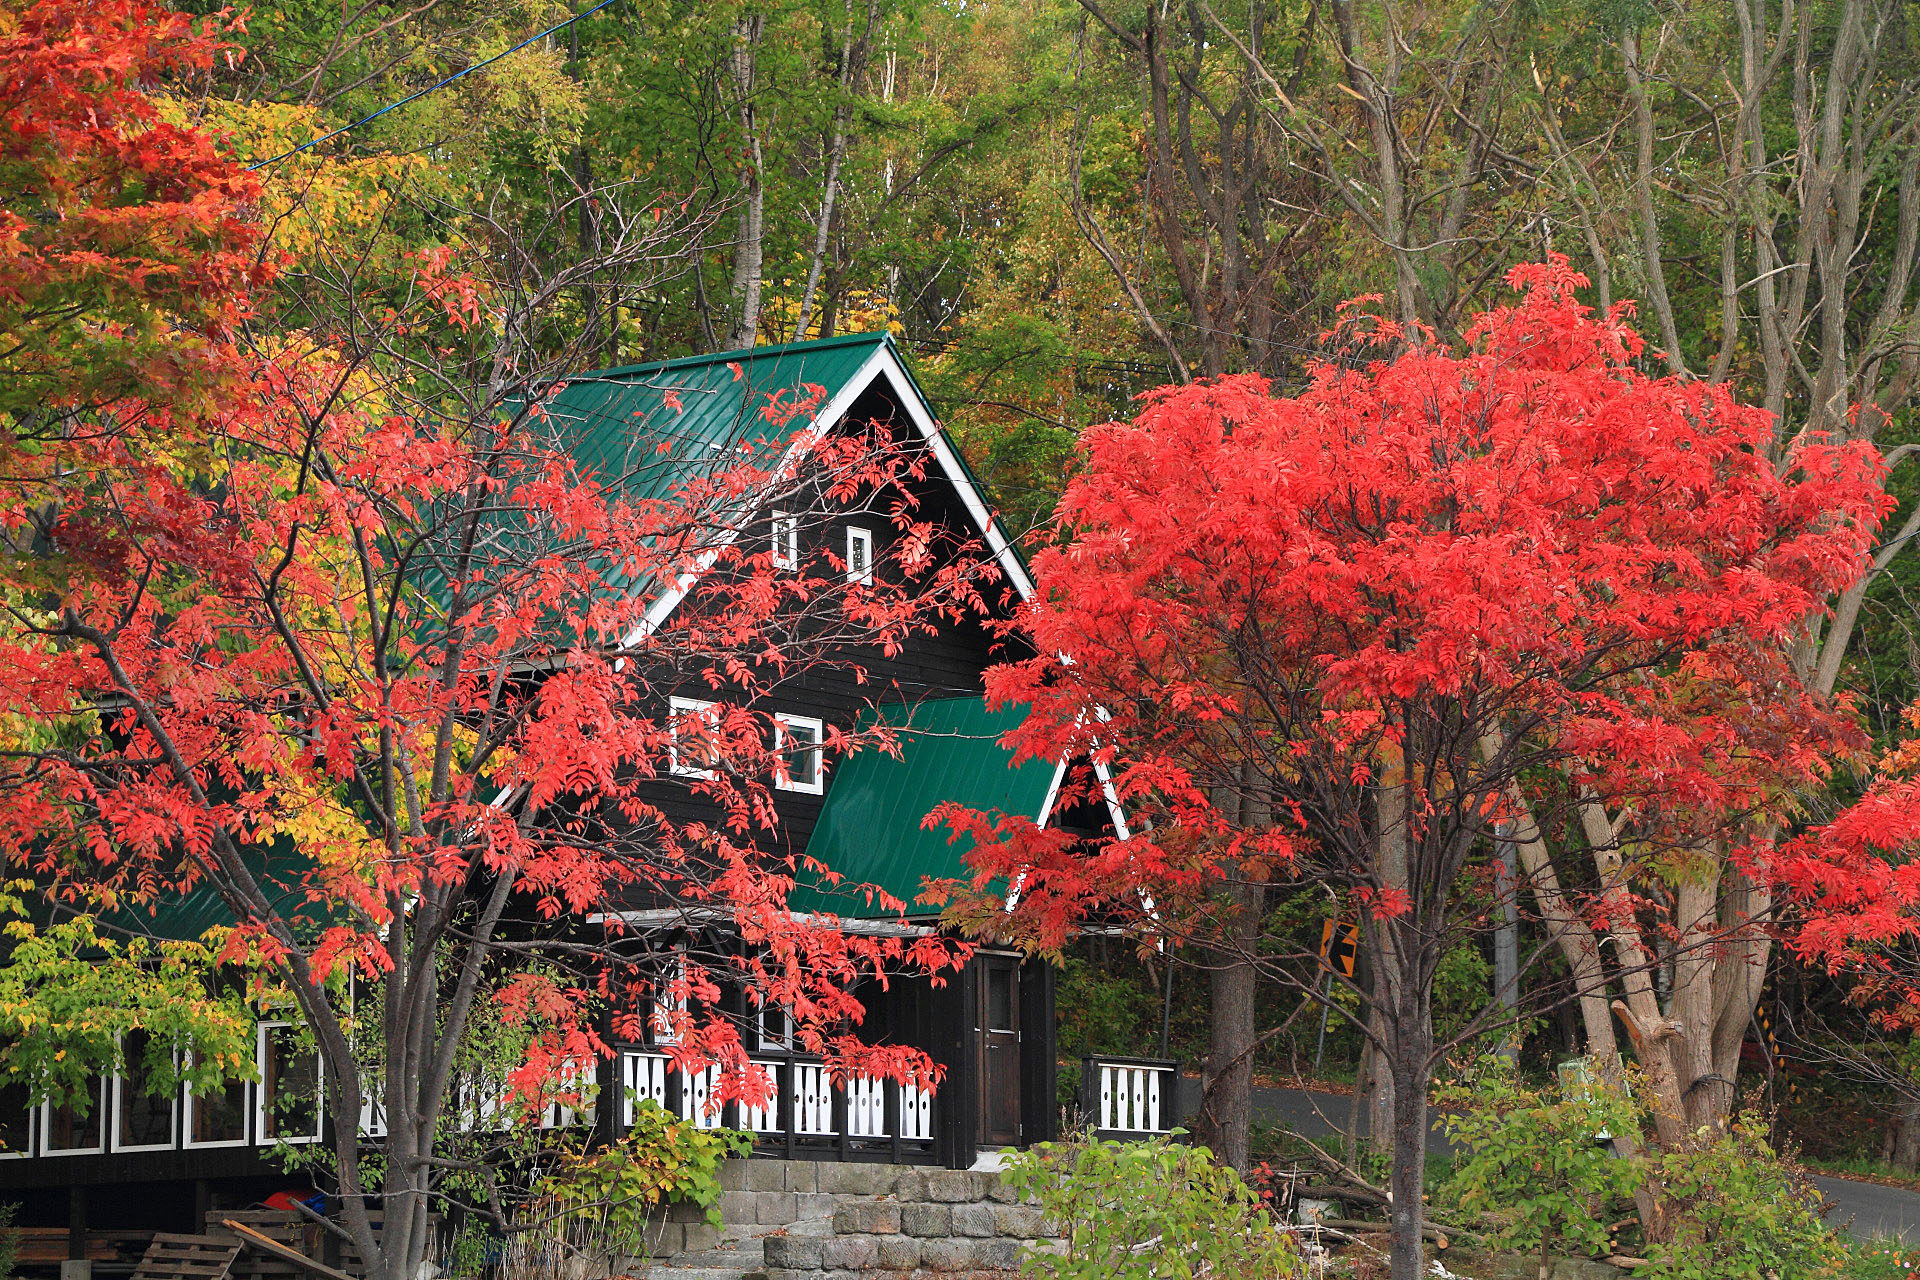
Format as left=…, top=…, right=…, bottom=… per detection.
left=644, top=1267, right=764, bottom=1280
left=662, top=1247, right=764, bottom=1268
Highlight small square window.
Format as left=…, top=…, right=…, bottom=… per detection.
left=773, top=714, right=825, bottom=795
left=846, top=527, right=874, bottom=586
left=771, top=511, right=800, bottom=569
left=755, top=1002, right=793, bottom=1052
left=668, top=697, right=721, bottom=780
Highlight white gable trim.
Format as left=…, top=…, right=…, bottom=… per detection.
left=603, top=339, right=1133, bottom=847
left=860, top=345, right=1037, bottom=602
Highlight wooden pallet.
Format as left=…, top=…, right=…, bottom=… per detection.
left=129, top=1234, right=241, bottom=1280
left=204, top=1213, right=321, bottom=1280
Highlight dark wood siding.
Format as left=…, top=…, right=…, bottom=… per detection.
left=609, top=382, right=1029, bottom=900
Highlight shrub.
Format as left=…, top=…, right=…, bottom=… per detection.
left=1641, top=1116, right=1846, bottom=1280
left=1438, top=1059, right=1641, bottom=1280
left=1439, top=1059, right=1850, bottom=1280
left=1001, top=1134, right=1301, bottom=1280
left=533, top=1100, right=751, bottom=1251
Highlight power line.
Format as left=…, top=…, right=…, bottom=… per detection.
left=247, top=0, right=623, bottom=171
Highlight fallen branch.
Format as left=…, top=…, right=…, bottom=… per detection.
left=1321, top=1218, right=1450, bottom=1248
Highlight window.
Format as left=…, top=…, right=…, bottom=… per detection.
left=256, top=1022, right=322, bottom=1144
left=986, top=966, right=1015, bottom=1033
left=667, top=696, right=721, bottom=780
left=650, top=950, right=686, bottom=1046
left=754, top=1002, right=793, bottom=1053
left=0, top=1077, right=31, bottom=1158
left=845, top=526, right=874, bottom=585
left=183, top=1057, right=249, bottom=1149
left=771, top=510, right=799, bottom=569
left=772, top=714, right=824, bottom=794
left=40, top=1075, right=106, bottom=1156
left=112, top=1030, right=177, bottom=1152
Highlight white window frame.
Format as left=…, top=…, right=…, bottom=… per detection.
left=771, top=510, right=800, bottom=569
left=667, top=696, right=721, bottom=780
left=110, top=1034, right=178, bottom=1154
left=182, top=1054, right=251, bottom=1150
left=254, top=1021, right=323, bottom=1146
left=845, top=526, right=874, bottom=585
left=38, top=1075, right=107, bottom=1157
left=772, top=713, right=825, bottom=795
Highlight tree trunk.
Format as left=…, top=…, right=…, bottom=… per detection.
left=1894, top=1096, right=1920, bottom=1173
left=1386, top=1042, right=1433, bottom=1280
left=1366, top=1002, right=1394, bottom=1157
left=727, top=13, right=767, bottom=350
left=1197, top=766, right=1266, bottom=1171
left=793, top=0, right=879, bottom=342
left=1201, top=941, right=1257, bottom=1171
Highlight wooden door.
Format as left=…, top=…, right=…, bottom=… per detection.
left=976, top=955, right=1021, bottom=1147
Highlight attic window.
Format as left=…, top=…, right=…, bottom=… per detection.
left=846, top=526, right=874, bottom=586
left=668, top=697, right=721, bottom=780
left=771, top=511, right=800, bottom=569
left=773, top=713, right=825, bottom=795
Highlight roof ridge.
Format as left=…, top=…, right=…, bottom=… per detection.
left=561, top=331, right=896, bottom=382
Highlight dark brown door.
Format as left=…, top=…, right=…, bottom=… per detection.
left=977, top=955, right=1021, bottom=1147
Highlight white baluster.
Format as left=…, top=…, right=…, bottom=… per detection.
left=1146, top=1069, right=1162, bottom=1132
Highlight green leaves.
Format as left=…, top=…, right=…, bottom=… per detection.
left=1437, top=1058, right=1642, bottom=1266
left=1002, top=1134, right=1302, bottom=1280
left=1439, top=1059, right=1849, bottom=1280
left=536, top=1102, right=752, bottom=1245
left=0, top=882, right=257, bottom=1111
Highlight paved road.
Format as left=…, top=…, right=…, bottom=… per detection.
left=1177, top=1079, right=1920, bottom=1242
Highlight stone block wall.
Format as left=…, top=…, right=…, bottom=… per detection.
left=646, top=1160, right=1057, bottom=1280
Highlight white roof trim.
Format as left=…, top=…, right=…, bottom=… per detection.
left=594, top=338, right=1134, bottom=857
left=590, top=907, right=935, bottom=938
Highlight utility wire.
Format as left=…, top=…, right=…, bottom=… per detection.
left=247, top=0, right=623, bottom=171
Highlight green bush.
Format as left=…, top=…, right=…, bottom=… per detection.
left=1438, top=1059, right=1641, bottom=1279
left=534, top=1100, right=751, bottom=1248
left=1641, top=1117, right=1845, bottom=1280
left=1002, top=1134, right=1301, bottom=1280
left=1439, top=1059, right=1849, bottom=1280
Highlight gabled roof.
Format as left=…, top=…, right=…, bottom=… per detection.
left=791, top=697, right=1060, bottom=917
left=539, top=332, right=894, bottom=504
left=527, top=332, right=1035, bottom=638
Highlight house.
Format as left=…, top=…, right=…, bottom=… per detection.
left=0, top=333, right=1163, bottom=1248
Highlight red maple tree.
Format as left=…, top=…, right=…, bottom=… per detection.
left=0, top=8, right=992, bottom=1278
left=939, top=258, right=1888, bottom=1279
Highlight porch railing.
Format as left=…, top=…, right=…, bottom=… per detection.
left=619, top=1049, right=936, bottom=1159
left=1081, top=1055, right=1180, bottom=1138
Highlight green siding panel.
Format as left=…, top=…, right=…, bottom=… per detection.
left=794, top=697, right=1054, bottom=917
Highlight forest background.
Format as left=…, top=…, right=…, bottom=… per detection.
left=51, top=0, right=1920, bottom=1175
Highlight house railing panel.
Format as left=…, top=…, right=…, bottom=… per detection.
left=614, top=1048, right=938, bottom=1157
left=1081, top=1055, right=1180, bottom=1138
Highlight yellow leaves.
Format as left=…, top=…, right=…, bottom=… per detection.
left=157, top=98, right=440, bottom=270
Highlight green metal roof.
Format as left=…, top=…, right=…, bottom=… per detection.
left=793, top=697, right=1056, bottom=917
left=45, top=840, right=336, bottom=946
left=539, top=332, right=895, bottom=502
